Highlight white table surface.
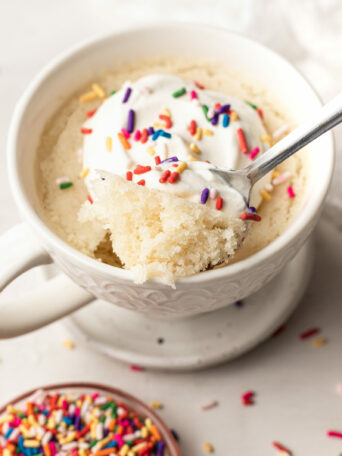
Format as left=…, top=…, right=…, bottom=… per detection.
left=1, top=1, right=342, bottom=455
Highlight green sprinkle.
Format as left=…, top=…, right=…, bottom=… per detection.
left=17, top=413, right=27, bottom=418
left=100, top=415, right=106, bottom=423
left=245, top=100, right=258, bottom=110
left=202, top=105, right=210, bottom=121
left=100, top=401, right=114, bottom=410
left=34, top=407, right=40, bottom=413
left=172, top=87, right=186, bottom=98
left=89, top=440, right=98, bottom=448
left=110, top=90, right=117, bottom=96
left=59, top=182, right=72, bottom=190
left=126, top=441, right=134, bottom=448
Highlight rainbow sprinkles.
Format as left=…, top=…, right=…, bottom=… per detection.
left=0, top=389, right=167, bottom=456
left=77, top=74, right=295, bottom=224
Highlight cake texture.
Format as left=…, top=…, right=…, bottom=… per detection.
left=79, top=173, right=247, bottom=285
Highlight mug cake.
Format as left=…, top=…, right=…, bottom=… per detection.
left=36, top=56, right=306, bottom=285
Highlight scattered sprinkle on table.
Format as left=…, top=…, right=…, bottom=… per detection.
left=150, top=401, right=163, bottom=409
left=300, top=327, right=320, bottom=339
left=130, top=364, right=144, bottom=372
left=203, top=442, right=214, bottom=453
left=313, top=337, right=327, bottom=347
left=327, top=430, right=342, bottom=439
left=241, top=391, right=255, bottom=406
left=200, top=400, right=218, bottom=411
left=61, top=339, right=74, bottom=349
left=272, top=441, right=292, bottom=455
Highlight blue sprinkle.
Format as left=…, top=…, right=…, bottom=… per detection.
left=152, top=129, right=162, bottom=140
left=160, top=156, right=178, bottom=164
left=148, top=126, right=155, bottom=136
left=104, top=442, right=118, bottom=449
left=5, top=428, right=13, bottom=439
left=235, top=300, right=244, bottom=308
left=159, top=130, right=171, bottom=139
left=249, top=206, right=256, bottom=213
left=223, top=113, right=229, bottom=128
left=63, top=416, right=73, bottom=425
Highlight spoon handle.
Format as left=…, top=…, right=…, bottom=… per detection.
left=246, top=92, right=342, bottom=184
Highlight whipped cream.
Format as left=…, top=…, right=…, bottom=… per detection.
left=82, top=74, right=271, bottom=218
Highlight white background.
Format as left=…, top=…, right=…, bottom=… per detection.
left=1, top=1, right=342, bottom=455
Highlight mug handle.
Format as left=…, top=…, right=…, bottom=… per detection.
left=0, top=223, right=94, bottom=338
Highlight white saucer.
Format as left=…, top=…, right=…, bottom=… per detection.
left=64, top=238, right=314, bottom=371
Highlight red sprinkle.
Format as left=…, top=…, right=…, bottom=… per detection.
left=216, top=197, right=223, bottom=210
left=215, top=103, right=221, bottom=110
left=154, top=156, right=161, bottom=165
left=134, top=165, right=152, bottom=175
left=236, top=128, right=248, bottom=154
left=159, top=170, right=171, bottom=183
left=189, top=120, right=197, bottom=136
left=287, top=186, right=296, bottom=198
left=272, top=441, right=292, bottom=454
left=240, top=213, right=262, bottom=222
left=130, top=365, right=144, bottom=372
left=80, top=128, right=93, bottom=134
left=272, top=324, right=286, bottom=338
left=126, top=171, right=133, bottom=181
left=141, top=128, right=148, bottom=144
left=137, top=179, right=145, bottom=186
left=300, top=328, right=320, bottom=339
left=327, top=430, right=342, bottom=439
left=86, top=109, right=97, bottom=118
left=168, top=172, right=179, bottom=184
left=134, top=130, right=141, bottom=141
left=159, top=114, right=172, bottom=129
left=194, top=81, right=205, bottom=89
left=87, top=195, right=93, bottom=204
left=257, top=108, right=263, bottom=119
left=121, top=128, right=130, bottom=139
left=241, top=391, right=255, bottom=406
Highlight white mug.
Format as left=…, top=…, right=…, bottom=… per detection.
left=0, top=23, right=334, bottom=338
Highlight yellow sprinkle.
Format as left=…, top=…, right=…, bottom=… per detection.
left=272, top=170, right=280, bottom=178
left=194, top=127, right=203, bottom=141
left=127, top=452, right=134, bottom=456
left=188, top=155, right=198, bottom=162
left=147, top=146, right=156, bottom=156
left=47, top=417, right=55, bottom=429
left=204, top=129, right=213, bottom=136
left=176, top=163, right=187, bottom=174
left=98, top=436, right=111, bottom=449
left=59, top=432, right=76, bottom=445
left=119, top=445, right=129, bottom=456
left=79, top=450, right=87, bottom=456
left=61, top=339, right=74, bottom=349
left=28, top=415, right=39, bottom=427
left=80, top=168, right=90, bottom=179
left=261, top=134, right=272, bottom=143
left=189, top=143, right=201, bottom=154
left=260, top=190, right=272, bottom=201
left=313, top=337, right=327, bottom=347
left=203, top=442, right=214, bottom=453
left=162, top=108, right=171, bottom=117
left=79, top=91, right=97, bottom=102
left=0, top=414, right=13, bottom=423
left=131, top=443, right=146, bottom=452
left=153, top=122, right=164, bottom=128
left=150, top=401, right=163, bottom=409
left=230, top=110, right=238, bottom=121
left=23, top=440, right=40, bottom=448
left=141, top=427, right=149, bottom=438
left=106, top=136, right=112, bottom=152
left=145, top=418, right=153, bottom=429
left=3, top=449, right=12, bottom=456
left=92, top=83, right=105, bottom=98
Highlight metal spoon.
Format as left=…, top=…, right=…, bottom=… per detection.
left=211, top=92, right=342, bottom=205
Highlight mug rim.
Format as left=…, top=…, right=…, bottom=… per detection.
left=7, top=22, right=335, bottom=285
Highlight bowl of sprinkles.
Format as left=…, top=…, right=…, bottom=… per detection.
left=0, top=383, right=180, bottom=456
